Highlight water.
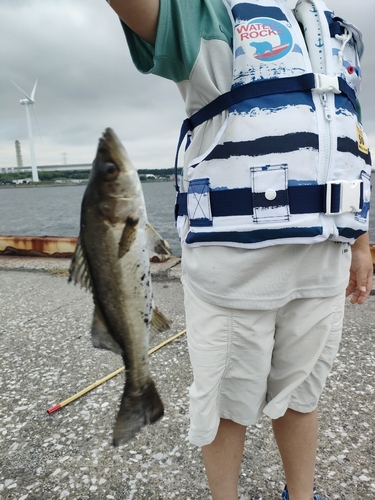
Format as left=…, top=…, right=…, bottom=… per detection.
left=0, top=182, right=180, bottom=256
left=1, top=176, right=375, bottom=255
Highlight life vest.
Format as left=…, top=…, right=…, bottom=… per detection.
left=175, top=0, right=372, bottom=248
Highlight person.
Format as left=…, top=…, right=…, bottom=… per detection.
left=106, top=1, right=373, bottom=499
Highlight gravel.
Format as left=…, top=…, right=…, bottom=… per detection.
left=0, top=257, right=374, bottom=499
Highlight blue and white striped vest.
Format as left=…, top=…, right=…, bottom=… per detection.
left=175, top=0, right=372, bottom=248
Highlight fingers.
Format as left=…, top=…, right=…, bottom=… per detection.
left=346, top=273, right=373, bottom=304
left=345, top=278, right=356, bottom=298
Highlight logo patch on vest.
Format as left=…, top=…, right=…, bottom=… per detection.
left=235, top=17, right=293, bottom=62
left=356, top=123, right=369, bottom=155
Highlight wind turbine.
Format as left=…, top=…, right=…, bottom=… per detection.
left=11, top=79, right=40, bottom=182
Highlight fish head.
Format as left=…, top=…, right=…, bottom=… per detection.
left=84, top=128, right=142, bottom=224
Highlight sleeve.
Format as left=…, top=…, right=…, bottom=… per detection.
left=121, top=0, right=230, bottom=83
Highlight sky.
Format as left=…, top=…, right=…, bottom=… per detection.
left=1, top=0, right=374, bottom=170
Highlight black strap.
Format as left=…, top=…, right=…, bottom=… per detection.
left=175, top=183, right=362, bottom=219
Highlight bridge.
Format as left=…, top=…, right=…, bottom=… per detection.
left=0, top=163, right=92, bottom=174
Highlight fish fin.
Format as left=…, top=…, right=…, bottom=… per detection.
left=112, top=378, right=164, bottom=447
left=91, top=305, right=123, bottom=355
left=68, top=237, right=92, bottom=291
left=118, top=215, right=139, bottom=258
left=146, top=223, right=170, bottom=257
left=150, top=307, right=171, bottom=335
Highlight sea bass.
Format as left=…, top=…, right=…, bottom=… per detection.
left=69, top=128, right=171, bottom=446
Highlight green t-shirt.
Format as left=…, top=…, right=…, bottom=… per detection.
left=123, top=0, right=232, bottom=82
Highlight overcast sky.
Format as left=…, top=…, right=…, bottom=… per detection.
left=1, top=0, right=374, bottom=170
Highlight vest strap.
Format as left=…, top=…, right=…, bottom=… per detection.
left=174, top=73, right=357, bottom=190
left=175, top=182, right=363, bottom=220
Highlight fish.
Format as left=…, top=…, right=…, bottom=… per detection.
left=69, top=128, right=171, bottom=446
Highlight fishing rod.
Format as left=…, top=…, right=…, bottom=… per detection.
left=47, top=329, right=186, bottom=415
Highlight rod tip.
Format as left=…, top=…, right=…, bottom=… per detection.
left=47, top=404, right=62, bottom=415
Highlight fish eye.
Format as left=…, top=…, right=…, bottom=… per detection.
left=101, top=162, right=119, bottom=180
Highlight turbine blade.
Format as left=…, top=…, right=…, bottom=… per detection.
left=10, top=79, right=32, bottom=101
left=30, top=78, right=38, bottom=101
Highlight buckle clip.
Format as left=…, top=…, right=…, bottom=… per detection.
left=313, top=73, right=341, bottom=94
left=326, top=180, right=363, bottom=215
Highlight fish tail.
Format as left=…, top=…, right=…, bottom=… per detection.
left=112, top=379, right=164, bottom=447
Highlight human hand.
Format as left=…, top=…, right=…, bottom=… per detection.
left=346, top=233, right=373, bottom=304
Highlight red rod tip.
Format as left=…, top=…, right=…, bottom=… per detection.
left=47, top=404, right=62, bottom=415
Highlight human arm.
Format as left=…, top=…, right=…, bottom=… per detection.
left=106, top=0, right=160, bottom=45
left=346, top=232, right=373, bottom=304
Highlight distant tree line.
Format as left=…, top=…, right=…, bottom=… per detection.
left=0, top=171, right=32, bottom=182
left=138, top=168, right=175, bottom=177
left=0, top=168, right=177, bottom=184
left=39, top=170, right=91, bottom=181
left=0, top=170, right=90, bottom=183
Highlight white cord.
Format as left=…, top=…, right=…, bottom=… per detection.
left=335, top=26, right=353, bottom=63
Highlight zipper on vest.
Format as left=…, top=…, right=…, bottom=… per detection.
left=320, top=91, right=332, bottom=180
left=320, top=92, right=337, bottom=238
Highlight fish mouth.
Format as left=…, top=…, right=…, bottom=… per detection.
left=100, top=128, right=124, bottom=155
left=103, top=127, right=117, bottom=140
left=94, top=129, right=134, bottom=182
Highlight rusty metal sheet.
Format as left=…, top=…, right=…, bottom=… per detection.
left=0, top=236, right=78, bottom=258
left=0, top=235, right=172, bottom=262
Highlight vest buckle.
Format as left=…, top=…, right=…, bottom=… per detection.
left=326, top=180, right=363, bottom=215
left=313, top=74, right=341, bottom=94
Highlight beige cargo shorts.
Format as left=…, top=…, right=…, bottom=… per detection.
left=183, top=280, right=345, bottom=447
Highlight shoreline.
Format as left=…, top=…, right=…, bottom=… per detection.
left=0, top=183, right=87, bottom=189
left=0, top=179, right=173, bottom=189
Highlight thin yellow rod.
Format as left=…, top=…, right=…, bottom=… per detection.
left=47, top=329, right=186, bottom=414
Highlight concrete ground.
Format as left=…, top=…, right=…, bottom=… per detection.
left=0, top=256, right=374, bottom=500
